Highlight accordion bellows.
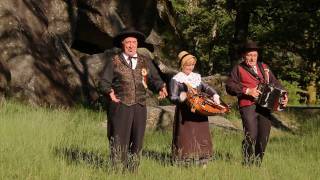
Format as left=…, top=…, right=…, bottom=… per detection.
left=256, top=83, right=287, bottom=111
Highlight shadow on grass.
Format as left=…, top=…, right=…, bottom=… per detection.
left=142, top=149, right=235, bottom=166
left=142, top=149, right=172, bottom=166
left=53, top=147, right=236, bottom=168
left=53, top=146, right=109, bottom=168
left=212, top=151, right=234, bottom=162
left=286, top=108, right=319, bottom=122
left=285, top=108, right=320, bottom=134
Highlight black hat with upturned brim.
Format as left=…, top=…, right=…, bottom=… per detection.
left=113, top=29, right=147, bottom=48
left=240, top=40, right=260, bottom=53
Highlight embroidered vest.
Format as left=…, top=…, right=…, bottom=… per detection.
left=238, top=63, right=268, bottom=107
left=112, top=54, right=148, bottom=106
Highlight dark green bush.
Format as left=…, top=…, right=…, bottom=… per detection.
left=280, top=80, right=304, bottom=105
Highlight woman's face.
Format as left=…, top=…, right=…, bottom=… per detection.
left=182, top=62, right=195, bottom=75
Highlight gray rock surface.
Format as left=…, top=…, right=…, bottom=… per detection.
left=146, top=105, right=240, bottom=131
left=0, top=0, right=177, bottom=106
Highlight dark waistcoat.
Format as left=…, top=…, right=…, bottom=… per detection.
left=238, top=63, right=267, bottom=107
left=112, top=54, right=148, bottom=106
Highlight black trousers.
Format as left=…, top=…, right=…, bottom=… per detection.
left=239, top=105, right=271, bottom=165
left=107, top=102, right=147, bottom=170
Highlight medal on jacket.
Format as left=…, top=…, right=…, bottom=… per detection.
left=141, top=68, right=148, bottom=89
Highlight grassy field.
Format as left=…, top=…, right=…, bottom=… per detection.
left=0, top=101, right=319, bottom=180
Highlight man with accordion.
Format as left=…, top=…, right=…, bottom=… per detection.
left=226, top=40, right=288, bottom=166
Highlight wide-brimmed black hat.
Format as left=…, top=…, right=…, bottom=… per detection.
left=113, top=28, right=146, bottom=48
left=240, top=40, right=259, bottom=53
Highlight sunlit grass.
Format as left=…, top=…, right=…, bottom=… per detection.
left=0, top=101, right=319, bottom=179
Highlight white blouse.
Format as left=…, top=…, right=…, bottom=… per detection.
left=172, top=72, right=201, bottom=88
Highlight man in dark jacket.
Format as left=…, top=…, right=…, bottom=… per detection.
left=225, top=40, right=288, bottom=166
left=100, top=29, right=167, bottom=171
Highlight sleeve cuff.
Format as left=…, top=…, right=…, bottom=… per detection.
left=243, top=87, right=249, bottom=95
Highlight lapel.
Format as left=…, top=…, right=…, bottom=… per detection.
left=135, top=55, right=141, bottom=69
left=119, top=53, right=131, bottom=68
left=240, top=62, right=262, bottom=82
left=136, top=54, right=147, bottom=70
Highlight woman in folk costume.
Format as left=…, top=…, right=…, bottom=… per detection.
left=169, top=51, right=221, bottom=167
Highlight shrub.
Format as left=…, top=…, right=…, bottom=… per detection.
left=280, top=80, right=304, bottom=105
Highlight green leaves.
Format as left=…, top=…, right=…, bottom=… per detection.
left=171, top=0, right=319, bottom=101
left=172, top=0, right=234, bottom=74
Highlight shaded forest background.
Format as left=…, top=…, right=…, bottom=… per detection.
left=168, top=0, right=319, bottom=104
left=1, top=2, right=319, bottom=179
left=0, top=0, right=318, bottom=106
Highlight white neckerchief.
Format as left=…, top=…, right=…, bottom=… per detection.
left=172, top=72, right=201, bottom=88
left=122, top=53, right=138, bottom=69
left=252, top=65, right=258, bottom=74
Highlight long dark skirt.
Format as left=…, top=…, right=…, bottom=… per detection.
left=172, top=103, right=213, bottom=164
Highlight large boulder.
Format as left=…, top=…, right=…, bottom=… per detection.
left=0, top=0, right=177, bottom=106
left=146, top=105, right=240, bottom=131
left=0, top=0, right=80, bottom=106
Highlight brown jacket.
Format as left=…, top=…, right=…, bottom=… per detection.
left=100, top=53, right=165, bottom=106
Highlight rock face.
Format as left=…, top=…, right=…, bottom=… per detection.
left=0, top=0, right=177, bottom=106
left=146, top=105, right=240, bottom=131
left=0, top=0, right=79, bottom=106
left=0, top=0, right=237, bottom=130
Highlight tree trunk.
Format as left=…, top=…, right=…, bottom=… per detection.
left=307, top=62, right=318, bottom=104
left=228, top=1, right=250, bottom=68
left=307, top=80, right=317, bottom=104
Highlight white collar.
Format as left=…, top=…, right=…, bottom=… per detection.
left=122, top=53, right=138, bottom=69
left=172, top=72, right=201, bottom=88
left=122, top=53, right=138, bottom=60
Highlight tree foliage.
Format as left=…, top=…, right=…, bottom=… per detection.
left=172, top=0, right=234, bottom=75
left=251, top=0, right=320, bottom=103
left=171, top=0, right=320, bottom=103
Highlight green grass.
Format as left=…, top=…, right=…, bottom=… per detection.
left=0, top=101, right=319, bottom=179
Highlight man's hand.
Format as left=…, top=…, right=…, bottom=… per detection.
left=281, top=94, right=288, bottom=107
left=109, top=89, right=120, bottom=103
left=246, top=86, right=261, bottom=98
left=158, top=86, right=168, bottom=99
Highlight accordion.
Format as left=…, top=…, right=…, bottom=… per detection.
left=256, top=83, right=287, bottom=111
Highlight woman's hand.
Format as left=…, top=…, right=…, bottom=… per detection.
left=212, top=94, right=220, bottom=104
left=179, top=92, right=187, bottom=102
